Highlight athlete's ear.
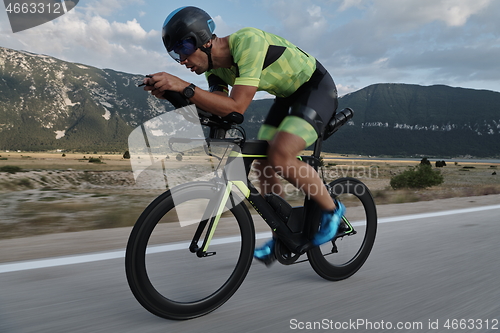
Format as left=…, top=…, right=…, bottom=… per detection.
left=202, top=40, right=212, bottom=49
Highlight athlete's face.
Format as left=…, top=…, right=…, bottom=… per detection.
left=180, top=48, right=209, bottom=75
left=179, top=40, right=212, bottom=75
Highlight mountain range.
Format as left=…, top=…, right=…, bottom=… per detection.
left=0, top=46, right=172, bottom=151
left=1, top=46, right=499, bottom=157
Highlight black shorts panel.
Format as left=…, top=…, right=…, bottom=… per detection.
left=262, top=61, right=338, bottom=136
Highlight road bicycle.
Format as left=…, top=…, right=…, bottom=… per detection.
left=125, top=102, right=377, bottom=320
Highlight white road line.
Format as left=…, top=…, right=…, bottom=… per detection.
left=377, top=204, right=500, bottom=224
left=1, top=204, right=499, bottom=274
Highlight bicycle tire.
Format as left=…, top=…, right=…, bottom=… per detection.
left=308, top=177, right=377, bottom=281
left=125, top=181, right=254, bottom=320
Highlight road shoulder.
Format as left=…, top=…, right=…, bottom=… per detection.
left=1, top=194, right=499, bottom=263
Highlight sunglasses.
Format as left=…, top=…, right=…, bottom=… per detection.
left=168, top=38, right=197, bottom=63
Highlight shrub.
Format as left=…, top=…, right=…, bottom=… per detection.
left=17, top=178, right=33, bottom=188
left=0, top=165, right=22, bottom=174
left=435, top=160, right=447, bottom=168
left=420, top=157, right=431, bottom=166
left=88, top=158, right=102, bottom=163
left=390, top=164, right=444, bottom=189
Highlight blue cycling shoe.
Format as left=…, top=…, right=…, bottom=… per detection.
left=254, top=238, right=276, bottom=266
left=312, top=200, right=346, bottom=246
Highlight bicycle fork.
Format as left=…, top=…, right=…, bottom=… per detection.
left=189, top=181, right=235, bottom=258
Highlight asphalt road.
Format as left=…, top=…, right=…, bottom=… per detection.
left=1, top=201, right=499, bottom=333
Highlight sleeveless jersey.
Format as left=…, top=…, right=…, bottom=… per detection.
left=205, top=27, right=316, bottom=98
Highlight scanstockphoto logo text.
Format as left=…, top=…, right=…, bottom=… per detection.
left=250, top=162, right=379, bottom=198
left=3, top=0, right=79, bottom=33
left=252, top=162, right=379, bottom=184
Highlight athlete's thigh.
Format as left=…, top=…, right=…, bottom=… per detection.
left=257, top=97, right=290, bottom=141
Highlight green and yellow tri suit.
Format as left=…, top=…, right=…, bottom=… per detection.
left=206, top=27, right=338, bottom=146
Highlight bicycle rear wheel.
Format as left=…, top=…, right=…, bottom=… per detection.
left=125, top=182, right=254, bottom=320
left=308, top=177, right=377, bottom=281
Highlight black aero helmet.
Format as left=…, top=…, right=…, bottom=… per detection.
left=162, top=6, right=216, bottom=64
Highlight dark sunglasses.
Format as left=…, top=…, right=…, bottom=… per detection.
left=168, top=38, right=197, bottom=63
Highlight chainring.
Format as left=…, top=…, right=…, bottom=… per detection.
left=274, top=239, right=302, bottom=265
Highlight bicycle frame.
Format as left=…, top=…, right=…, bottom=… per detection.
left=144, top=106, right=356, bottom=259
left=125, top=105, right=376, bottom=320
left=190, top=138, right=325, bottom=258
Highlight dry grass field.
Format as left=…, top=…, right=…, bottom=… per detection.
left=0, top=151, right=499, bottom=240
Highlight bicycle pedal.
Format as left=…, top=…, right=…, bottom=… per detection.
left=197, top=251, right=216, bottom=258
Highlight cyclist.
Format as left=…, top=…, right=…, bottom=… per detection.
left=143, top=6, right=345, bottom=266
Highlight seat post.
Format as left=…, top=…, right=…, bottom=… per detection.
left=311, top=137, right=323, bottom=171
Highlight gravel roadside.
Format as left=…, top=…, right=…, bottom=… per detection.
left=1, top=194, right=499, bottom=263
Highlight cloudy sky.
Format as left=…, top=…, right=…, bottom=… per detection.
left=1, top=0, right=499, bottom=97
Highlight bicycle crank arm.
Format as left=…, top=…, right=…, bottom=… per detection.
left=197, top=250, right=216, bottom=258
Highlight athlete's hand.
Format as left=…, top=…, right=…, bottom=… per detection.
left=143, top=72, right=188, bottom=99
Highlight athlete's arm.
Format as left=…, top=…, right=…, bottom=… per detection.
left=144, top=72, right=256, bottom=116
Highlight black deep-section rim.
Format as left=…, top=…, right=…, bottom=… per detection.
left=125, top=182, right=254, bottom=320
left=307, top=177, right=377, bottom=281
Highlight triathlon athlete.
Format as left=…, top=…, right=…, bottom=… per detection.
left=143, top=6, right=345, bottom=266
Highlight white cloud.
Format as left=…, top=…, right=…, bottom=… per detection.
left=311, top=0, right=499, bottom=91
left=369, top=0, right=493, bottom=30
left=1, top=0, right=500, bottom=95
left=336, top=83, right=359, bottom=96
left=212, top=15, right=234, bottom=37
left=336, top=0, right=493, bottom=30
left=80, top=0, right=145, bottom=17
left=0, top=2, right=171, bottom=77
left=338, top=0, right=366, bottom=11
left=263, top=0, right=328, bottom=50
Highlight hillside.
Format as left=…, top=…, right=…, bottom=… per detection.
left=0, top=47, right=172, bottom=151
left=244, top=85, right=500, bottom=157
left=1, top=46, right=499, bottom=157
left=332, top=84, right=500, bottom=157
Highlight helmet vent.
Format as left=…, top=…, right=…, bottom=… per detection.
left=207, top=19, right=216, bottom=33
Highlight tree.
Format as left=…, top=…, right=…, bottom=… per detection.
left=420, top=157, right=431, bottom=166
left=123, top=150, right=131, bottom=159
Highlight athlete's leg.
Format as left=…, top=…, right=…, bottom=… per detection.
left=255, top=61, right=342, bottom=264
left=268, top=129, right=345, bottom=247
left=254, top=99, right=289, bottom=197
left=254, top=159, right=283, bottom=196
left=267, top=131, right=335, bottom=211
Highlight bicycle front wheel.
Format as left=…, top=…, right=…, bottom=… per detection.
left=125, top=182, right=254, bottom=320
left=308, top=177, right=377, bottom=281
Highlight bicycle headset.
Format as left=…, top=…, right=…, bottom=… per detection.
left=162, top=6, right=217, bottom=69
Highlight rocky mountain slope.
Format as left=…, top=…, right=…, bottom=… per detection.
left=1, top=46, right=499, bottom=157
left=0, top=46, right=172, bottom=151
